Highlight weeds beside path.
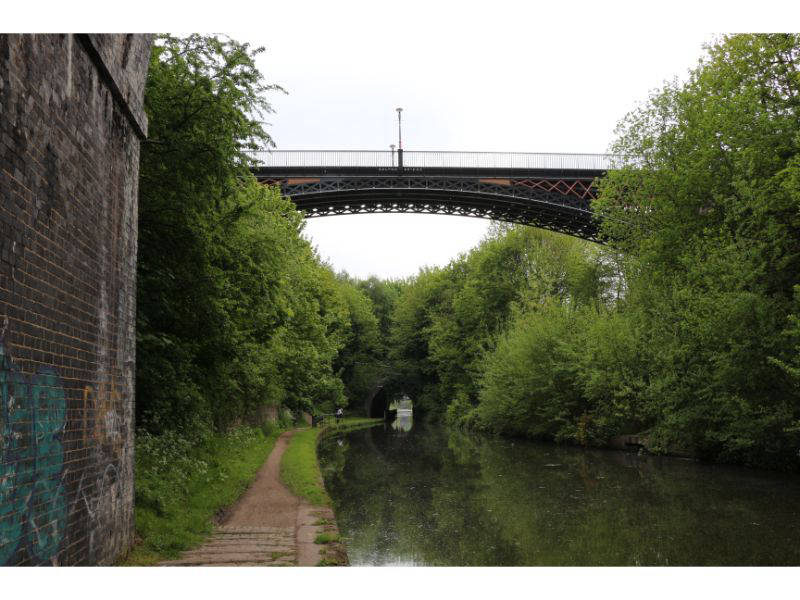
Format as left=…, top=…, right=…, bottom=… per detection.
left=160, top=430, right=302, bottom=566
left=122, top=417, right=381, bottom=566
left=120, top=426, right=283, bottom=566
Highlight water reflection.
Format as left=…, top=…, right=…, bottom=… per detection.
left=318, top=422, right=800, bottom=566
left=391, top=409, right=413, bottom=432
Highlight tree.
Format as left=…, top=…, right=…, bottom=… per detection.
left=387, top=226, right=608, bottom=424
left=332, top=275, right=383, bottom=410
left=137, top=35, right=360, bottom=431
left=593, top=34, right=800, bottom=466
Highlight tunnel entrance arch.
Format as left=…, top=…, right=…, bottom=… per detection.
left=366, top=386, right=389, bottom=419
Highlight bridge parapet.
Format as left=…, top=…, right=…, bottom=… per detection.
left=248, top=150, right=627, bottom=171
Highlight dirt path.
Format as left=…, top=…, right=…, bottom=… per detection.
left=160, top=430, right=344, bottom=567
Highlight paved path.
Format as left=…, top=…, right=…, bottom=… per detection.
left=161, top=430, right=345, bottom=567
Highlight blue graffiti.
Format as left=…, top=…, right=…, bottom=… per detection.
left=0, top=332, right=66, bottom=565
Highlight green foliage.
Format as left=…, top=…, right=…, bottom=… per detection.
left=124, top=426, right=281, bottom=564
left=572, top=307, right=648, bottom=442
left=134, top=32, right=800, bottom=481
left=331, top=274, right=383, bottom=410
left=478, top=301, right=584, bottom=439
left=771, top=286, right=800, bottom=386
left=389, top=226, right=609, bottom=423
left=388, top=267, right=452, bottom=415
left=591, top=34, right=800, bottom=467
left=137, top=35, right=377, bottom=432
left=356, top=276, right=404, bottom=343
left=384, top=35, right=800, bottom=470
left=314, top=532, right=340, bottom=544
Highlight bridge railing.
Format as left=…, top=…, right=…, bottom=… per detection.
left=247, top=150, right=629, bottom=170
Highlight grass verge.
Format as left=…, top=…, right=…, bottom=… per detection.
left=279, top=427, right=331, bottom=506
left=314, top=532, right=340, bottom=544
left=119, top=424, right=283, bottom=565
left=280, top=417, right=382, bottom=506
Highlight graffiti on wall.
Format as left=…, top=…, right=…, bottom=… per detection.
left=0, top=319, right=67, bottom=565
left=77, top=378, right=126, bottom=561
left=0, top=316, right=128, bottom=565
left=82, top=378, right=124, bottom=455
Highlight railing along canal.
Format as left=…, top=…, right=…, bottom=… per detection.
left=312, top=412, right=343, bottom=427
left=247, top=150, right=629, bottom=170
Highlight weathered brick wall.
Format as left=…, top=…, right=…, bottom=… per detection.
left=0, top=34, right=151, bottom=565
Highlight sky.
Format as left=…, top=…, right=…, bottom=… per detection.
left=15, top=0, right=793, bottom=282
left=237, top=4, right=717, bottom=279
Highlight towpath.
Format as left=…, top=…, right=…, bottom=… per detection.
left=161, top=430, right=343, bottom=566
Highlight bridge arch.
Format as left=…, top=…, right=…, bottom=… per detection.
left=366, top=386, right=389, bottom=419
left=252, top=150, right=621, bottom=243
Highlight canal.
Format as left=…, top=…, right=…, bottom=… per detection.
left=318, top=413, right=800, bottom=566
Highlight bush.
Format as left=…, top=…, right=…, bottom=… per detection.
left=477, top=301, right=584, bottom=439
left=126, top=425, right=281, bottom=564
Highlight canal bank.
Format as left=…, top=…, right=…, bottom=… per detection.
left=278, top=418, right=384, bottom=565
left=154, top=418, right=381, bottom=566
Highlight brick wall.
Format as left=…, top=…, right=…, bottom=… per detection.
left=0, top=34, right=151, bottom=565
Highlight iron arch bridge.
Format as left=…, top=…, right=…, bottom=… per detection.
left=251, top=150, right=622, bottom=243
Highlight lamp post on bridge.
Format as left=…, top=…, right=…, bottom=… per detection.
left=396, top=107, right=403, bottom=168
left=390, top=144, right=396, bottom=167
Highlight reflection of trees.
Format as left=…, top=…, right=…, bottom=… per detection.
left=391, top=411, right=413, bottom=433
left=318, top=436, right=348, bottom=489
left=319, top=424, right=515, bottom=564
left=469, top=442, right=795, bottom=565
left=319, top=425, right=800, bottom=566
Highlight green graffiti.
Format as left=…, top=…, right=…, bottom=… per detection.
left=28, top=478, right=67, bottom=560
left=0, top=344, right=26, bottom=565
left=0, top=341, right=67, bottom=565
left=28, top=368, right=66, bottom=561
left=0, top=460, right=22, bottom=564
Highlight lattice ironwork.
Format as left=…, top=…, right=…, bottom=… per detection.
left=256, top=173, right=604, bottom=242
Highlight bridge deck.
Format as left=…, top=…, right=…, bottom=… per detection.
left=247, top=149, right=622, bottom=171
left=253, top=165, right=607, bottom=179
left=249, top=151, right=619, bottom=243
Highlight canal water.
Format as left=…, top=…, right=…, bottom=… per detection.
left=317, top=414, right=800, bottom=566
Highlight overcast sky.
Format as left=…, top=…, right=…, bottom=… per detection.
left=234, top=4, right=720, bottom=279
left=18, top=0, right=794, bottom=281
